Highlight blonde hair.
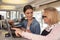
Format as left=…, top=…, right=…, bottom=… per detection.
left=44, top=7, right=59, bottom=25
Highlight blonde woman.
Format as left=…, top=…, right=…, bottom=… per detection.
left=12, top=7, right=60, bottom=40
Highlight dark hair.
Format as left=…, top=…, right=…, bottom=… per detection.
left=23, top=5, right=33, bottom=13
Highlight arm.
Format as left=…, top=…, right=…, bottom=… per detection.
left=34, top=23, right=40, bottom=34
left=14, top=24, right=60, bottom=40
left=21, top=26, right=60, bottom=40
left=21, top=32, right=45, bottom=40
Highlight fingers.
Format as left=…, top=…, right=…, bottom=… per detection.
left=15, top=31, right=21, bottom=37
left=12, top=28, right=23, bottom=37
left=11, top=28, right=17, bottom=30
left=11, top=28, right=20, bottom=31
left=15, top=31, right=19, bottom=37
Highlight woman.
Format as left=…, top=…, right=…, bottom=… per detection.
left=12, top=7, right=60, bottom=40
left=13, top=5, right=41, bottom=34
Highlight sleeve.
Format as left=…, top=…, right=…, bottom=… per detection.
left=21, top=31, right=59, bottom=40
left=21, top=31, right=45, bottom=40
left=15, top=21, right=24, bottom=27
left=21, top=26, right=60, bottom=40
left=34, top=23, right=41, bottom=34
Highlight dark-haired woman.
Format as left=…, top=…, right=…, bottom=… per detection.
left=13, top=5, right=41, bottom=34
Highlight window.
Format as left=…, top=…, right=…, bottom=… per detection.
left=0, top=11, right=6, bottom=19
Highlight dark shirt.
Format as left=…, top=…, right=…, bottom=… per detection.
left=41, top=29, right=52, bottom=36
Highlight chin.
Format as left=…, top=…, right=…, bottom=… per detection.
left=28, top=18, right=32, bottom=20
left=29, top=18, right=31, bottom=20
left=44, top=22, right=48, bottom=24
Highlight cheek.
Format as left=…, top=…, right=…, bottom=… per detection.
left=25, top=14, right=29, bottom=17
left=44, top=18, right=49, bottom=23
left=26, top=14, right=33, bottom=17
left=30, top=14, right=33, bottom=17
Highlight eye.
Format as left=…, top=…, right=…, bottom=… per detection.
left=26, top=13, right=29, bottom=14
left=42, top=15, right=47, bottom=19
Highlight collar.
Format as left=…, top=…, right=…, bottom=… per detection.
left=45, top=24, right=56, bottom=32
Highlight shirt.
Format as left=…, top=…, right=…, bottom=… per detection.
left=41, top=24, right=55, bottom=36
left=16, top=17, right=41, bottom=34
left=21, top=23, right=60, bottom=40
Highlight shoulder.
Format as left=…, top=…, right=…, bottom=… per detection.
left=22, top=19, right=27, bottom=23
left=33, top=18, right=40, bottom=24
left=52, top=24, right=60, bottom=32
left=54, top=24, right=60, bottom=29
left=49, top=24, right=60, bottom=37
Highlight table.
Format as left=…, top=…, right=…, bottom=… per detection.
left=0, top=30, right=29, bottom=40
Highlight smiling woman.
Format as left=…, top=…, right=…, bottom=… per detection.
left=12, top=5, right=41, bottom=35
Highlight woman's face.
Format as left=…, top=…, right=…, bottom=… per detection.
left=24, top=9, right=33, bottom=20
left=43, top=11, right=51, bottom=24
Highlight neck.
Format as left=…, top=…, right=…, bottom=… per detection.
left=48, top=23, right=52, bottom=27
left=28, top=18, right=33, bottom=22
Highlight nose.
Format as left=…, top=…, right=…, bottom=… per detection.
left=29, top=13, right=32, bottom=16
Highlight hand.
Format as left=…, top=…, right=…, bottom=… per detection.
left=11, top=28, right=23, bottom=37
left=26, top=30, right=31, bottom=33
left=15, top=30, right=22, bottom=37
left=21, top=27, right=26, bottom=31
left=11, top=28, right=20, bottom=31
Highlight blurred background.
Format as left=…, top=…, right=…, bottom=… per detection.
left=0, top=0, right=60, bottom=33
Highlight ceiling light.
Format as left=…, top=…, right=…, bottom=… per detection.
left=2, top=0, right=28, bottom=4
left=0, top=5, right=15, bottom=10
